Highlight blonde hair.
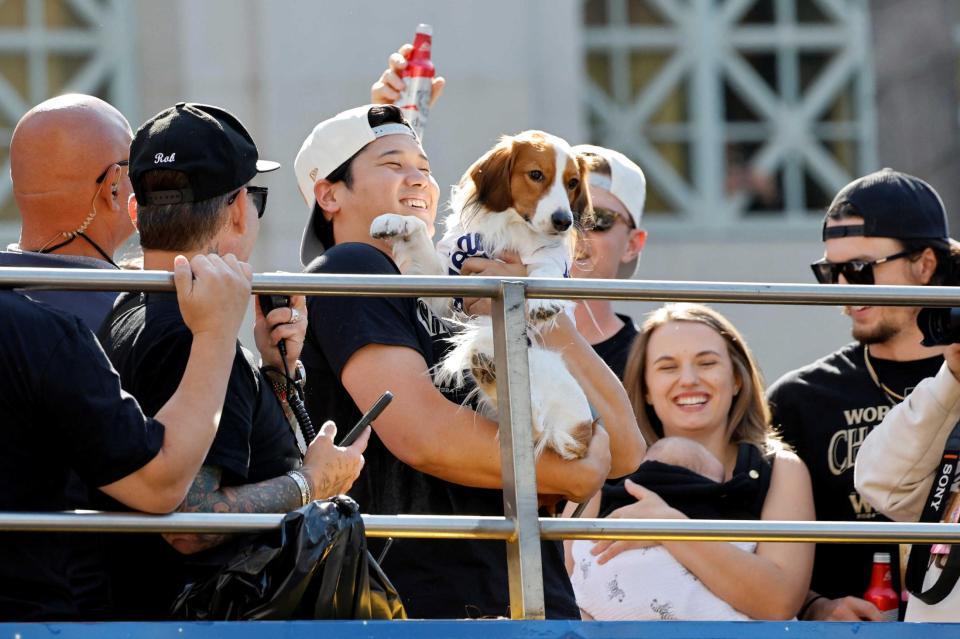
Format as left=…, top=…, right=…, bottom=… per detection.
left=623, top=303, right=782, bottom=454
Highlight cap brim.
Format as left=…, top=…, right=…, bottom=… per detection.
left=256, top=159, right=281, bottom=173
left=300, top=202, right=333, bottom=266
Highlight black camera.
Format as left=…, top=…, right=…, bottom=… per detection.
left=917, top=307, right=960, bottom=346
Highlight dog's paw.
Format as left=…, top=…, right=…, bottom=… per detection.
left=469, top=351, right=497, bottom=387
left=557, top=418, right=597, bottom=460
left=370, top=213, right=426, bottom=242
left=528, top=347, right=594, bottom=460
left=528, top=298, right=565, bottom=322
left=534, top=415, right=596, bottom=461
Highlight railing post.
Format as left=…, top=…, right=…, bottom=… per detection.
left=491, top=281, right=546, bottom=620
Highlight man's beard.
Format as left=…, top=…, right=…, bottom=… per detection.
left=851, top=316, right=902, bottom=345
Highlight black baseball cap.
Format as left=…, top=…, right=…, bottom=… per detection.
left=822, top=168, right=950, bottom=242
left=130, top=102, right=279, bottom=205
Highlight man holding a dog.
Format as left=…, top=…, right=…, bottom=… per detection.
left=295, top=104, right=642, bottom=619
left=371, top=51, right=648, bottom=381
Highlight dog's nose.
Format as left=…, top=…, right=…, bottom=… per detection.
left=551, top=210, right=573, bottom=232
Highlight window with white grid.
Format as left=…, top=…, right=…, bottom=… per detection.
left=583, top=0, right=878, bottom=232
left=0, top=0, right=137, bottom=222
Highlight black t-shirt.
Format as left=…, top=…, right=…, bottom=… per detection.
left=98, top=292, right=301, bottom=619
left=0, top=291, right=164, bottom=621
left=767, top=343, right=942, bottom=599
left=0, top=248, right=120, bottom=332
left=591, top=313, right=637, bottom=381
left=300, top=243, right=579, bottom=620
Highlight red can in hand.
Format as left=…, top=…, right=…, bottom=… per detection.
left=396, top=23, right=434, bottom=140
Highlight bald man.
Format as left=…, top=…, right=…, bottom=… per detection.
left=0, top=94, right=135, bottom=330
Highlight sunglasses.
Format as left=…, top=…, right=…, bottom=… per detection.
left=95, top=159, right=129, bottom=184
left=227, top=185, right=269, bottom=218
left=591, top=206, right=634, bottom=233
left=810, top=249, right=918, bottom=285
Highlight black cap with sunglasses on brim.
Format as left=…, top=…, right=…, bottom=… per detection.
left=129, top=102, right=279, bottom=208
left=812, top=168, right=958, bottom=285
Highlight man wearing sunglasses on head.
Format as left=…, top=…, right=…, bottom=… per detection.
left=371, top=51, right=648, bottom=380
left=0, top=94, right=137, bottom=331
left=96, top=103, right=368, bottom=619
left=768, top=168, right=960, bottom=621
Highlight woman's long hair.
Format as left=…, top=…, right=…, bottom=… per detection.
left=623, top=303, right=781, bottom=454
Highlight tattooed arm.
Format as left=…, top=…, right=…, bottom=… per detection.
left=162, top=465, right=302, bottom=555
left=163, top=420, right=369, bottom=555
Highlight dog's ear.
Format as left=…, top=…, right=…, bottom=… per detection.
left=572, top=153, right=595, bottom=230
left=468, top=137, right=515, bottom=212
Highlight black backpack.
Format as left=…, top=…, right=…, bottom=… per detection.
left=171, top=497, right=406, bottom=620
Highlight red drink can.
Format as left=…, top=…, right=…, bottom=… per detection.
left=396, top=23, right=434, bottom=139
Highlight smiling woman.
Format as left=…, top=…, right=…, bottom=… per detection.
left=565, top=303, right=815, bottom=621
left=627, top=304, right=773, bottom=454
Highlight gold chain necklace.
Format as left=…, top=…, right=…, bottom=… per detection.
left=863, top=345, right=906, bottom=405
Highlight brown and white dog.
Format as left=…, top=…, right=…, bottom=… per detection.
left=371, top=131, right=597, bottom=459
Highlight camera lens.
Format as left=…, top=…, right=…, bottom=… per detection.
left=917, top=307, right=960, bottom=346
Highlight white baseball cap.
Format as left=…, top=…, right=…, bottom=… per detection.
left=294, top=104, right=418, bottom=265
left=573, top=144, right=647, bottom=278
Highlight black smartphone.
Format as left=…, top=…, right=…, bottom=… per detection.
left=341, top=391, right=393, bottom=446
left=258, top=294, right=290, bottom=315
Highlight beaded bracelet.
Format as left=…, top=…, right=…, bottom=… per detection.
left=285, top=469, right=312, bottom=507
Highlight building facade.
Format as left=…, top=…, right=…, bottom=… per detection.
left=0, top=0, right=957, bottom=378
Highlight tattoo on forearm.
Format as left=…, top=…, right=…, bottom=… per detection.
left=162, top=465, right=301, bottom=554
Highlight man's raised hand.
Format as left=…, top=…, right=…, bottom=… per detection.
left=174, top=253, right=252, bottom=342
left=371, top=44, right=446, bottom=107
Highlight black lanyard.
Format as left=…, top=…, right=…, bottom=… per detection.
left=905, top=420, right=960, bottom=604
left=39, top=231, right=119, bottom=268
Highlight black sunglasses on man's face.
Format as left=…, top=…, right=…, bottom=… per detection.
left=810, top=249, right=918, bottom=285
left=227, top=186, right=269, bottom=219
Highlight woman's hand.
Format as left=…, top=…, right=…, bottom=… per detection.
left=590, top=480, right=685, bottom=564
left=591, top=539, right=658, bottom=564
left=460, top=252, right=526, bottom=315
left=608, top=479, right=685, bottom=520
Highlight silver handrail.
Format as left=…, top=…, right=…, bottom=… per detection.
left=3, top=266, right=960, bottom=305
left=2, top=512, right=959, bottom=544
left=4, top=267, right=959, bottom=620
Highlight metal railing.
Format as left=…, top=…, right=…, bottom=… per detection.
left=3, top=512, right=960, bottom=544
left=4, top=267, right=960, bottom=621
